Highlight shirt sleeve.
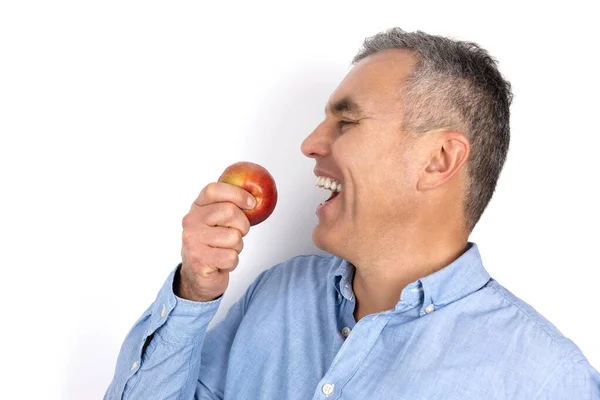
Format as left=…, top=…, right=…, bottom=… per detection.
left=104, top=264, right=223, bottom=400
left=194, top=268, right=271, bottom=399
left=536, top=359, right=600, bottom=400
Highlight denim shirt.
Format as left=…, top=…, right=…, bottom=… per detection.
left=105, top=243, right=600, bottom=399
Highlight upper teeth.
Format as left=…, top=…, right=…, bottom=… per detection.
left=315, top=176, right=342, bottom=192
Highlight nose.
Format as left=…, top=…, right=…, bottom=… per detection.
left=301, top=121, right=332, bottom=159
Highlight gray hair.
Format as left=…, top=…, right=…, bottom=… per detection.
left=353, top=28, right=513, bottom=232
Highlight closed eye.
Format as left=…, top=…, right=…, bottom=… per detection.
left=338, top=120, right=356, bottom=129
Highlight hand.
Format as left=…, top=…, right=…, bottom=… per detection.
left=178, top=182, right=256, bottom=302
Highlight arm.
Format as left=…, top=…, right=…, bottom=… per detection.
left=105, top=263, right=270, bottom=400
left=104, top=265, right=223, bottom=400
left=105, top=181, right=259, bottom=399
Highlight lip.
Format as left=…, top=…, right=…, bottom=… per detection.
left=313, top=168, right=342, bottom=183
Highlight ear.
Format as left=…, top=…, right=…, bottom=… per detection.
left=416, top=131, right=470, bottom=191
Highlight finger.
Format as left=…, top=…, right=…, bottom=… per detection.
left=204, top=247, right=240, bottom=273
left=182, top=202, right=251, bottom=237
left=192, top=182, right=256, bottom=211
left=182, top=245, right=239, bottom=274
left=181, top=226, right=242, bottom=254
left=200, top=225, right=244, bottom=253
left=201, top=202, right=251, bottom=237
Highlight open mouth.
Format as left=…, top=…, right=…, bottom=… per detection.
left=315, top=175, right=342, bottom=205
left=326, top=190, right=340, bottom=202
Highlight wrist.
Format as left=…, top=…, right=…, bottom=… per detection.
left=174, top=266, right=221, bottom=303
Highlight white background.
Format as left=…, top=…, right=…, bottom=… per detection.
left=1, top=1, right=598, bottom=399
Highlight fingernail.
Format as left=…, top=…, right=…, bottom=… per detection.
left=247, top=196, right=256, bottom=208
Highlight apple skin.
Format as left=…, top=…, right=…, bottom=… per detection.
left=218, top=161, right=278, bottom=226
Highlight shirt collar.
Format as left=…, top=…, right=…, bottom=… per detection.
left=330, top=242, right=491, bottom=315
left=331, top=259, right=355, bottom=302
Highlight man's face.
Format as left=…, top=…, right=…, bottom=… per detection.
left=301, top=49, right=424, bottom=258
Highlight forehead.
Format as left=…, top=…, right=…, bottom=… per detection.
left=326, top=49, right=417, bottom=117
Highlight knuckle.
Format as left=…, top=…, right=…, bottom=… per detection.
left=221, top=249, right=238, bottom=267
left=238, top=218, right=250, bottom=236
left=182, top=230, right=192, bottom=246
left=191, top=248, right=205, bottom=265
left=229, top=229, right=242, bottom=244
left=184, top=248, right=199, bottom=265
left=182, top=213, right=193, bottom=228
left=229, top=251, right=239, bottom=267
left=203, top=182, right=218, bottom=200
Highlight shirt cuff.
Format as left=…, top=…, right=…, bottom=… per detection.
left=147, top=264, right=222, bottom=343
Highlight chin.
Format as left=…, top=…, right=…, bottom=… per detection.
left=312, top=224, right=345, bottom=258
left=312, top=225, right=327, bottom=250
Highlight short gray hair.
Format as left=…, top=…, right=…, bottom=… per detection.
left=353, top=28, right=513, bottom=232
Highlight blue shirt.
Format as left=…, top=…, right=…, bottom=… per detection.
left=105, top=243, right=600, bottom=399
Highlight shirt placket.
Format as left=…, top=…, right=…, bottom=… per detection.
left=312, top=303, right=414, bottom=400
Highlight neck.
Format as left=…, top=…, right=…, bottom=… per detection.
left=350, top=222, right=468, bottom=322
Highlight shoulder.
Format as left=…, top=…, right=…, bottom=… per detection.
left=244, top=253, right=343, bottom=301
left=443, top=278, right=600, bottom=396
left=485, top=280, right=587, bottom=364
left=479, top=279, right=597, bottom=393
left=263, top=253, right=342, bottom=280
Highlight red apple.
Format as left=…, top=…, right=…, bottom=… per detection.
left=218, top=161, right=278, bottom=226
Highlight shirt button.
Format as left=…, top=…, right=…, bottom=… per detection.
left=131, top=361, right=139, bottom=371
left=322, top=383, right=335, bottom=396
left=425, top=304, right=435, bottom=314
left=337, top=294, right=341, bottom=303
left=161, top=304, right=167, bottom=318
left=341, top=327, right=351, bottom=338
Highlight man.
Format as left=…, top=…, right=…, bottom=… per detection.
left=105, top=28, right=600, bottom=399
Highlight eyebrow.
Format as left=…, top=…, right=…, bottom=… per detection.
left=324, top=96, right=363, bottom=117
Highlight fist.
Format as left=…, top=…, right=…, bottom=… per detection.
left=179, top=182, right=256, bottom=302
left=178, top=162, right=277, bottom=302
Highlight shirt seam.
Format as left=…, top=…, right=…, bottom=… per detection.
left=433, top=275, right=491, bottom=307
left=487, top=284, right=571, bottom=359
left=178, top=335, right=201, bottom=400
left=123, top=366, right=142, bottom=398
left=487, top=283, right=589, bottom=395
left=533, top=358, right=589, bottom=399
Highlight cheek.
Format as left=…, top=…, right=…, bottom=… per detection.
left=333, top=131, right=384, bottom=169
left=366, top=148, right=417, bottom=206
left=332, top=131, right=416, bottom=202
left=333, top=138, right=371, bottom=191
